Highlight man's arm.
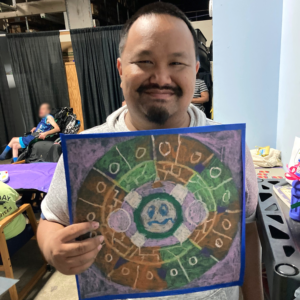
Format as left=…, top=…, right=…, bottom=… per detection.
left=39, top=115, right=60, bottom=140
left=242, top=222, right=263, bottom=300
left=192, top=91, right=209, bottom=104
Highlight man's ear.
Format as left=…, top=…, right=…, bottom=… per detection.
left=117, top=58, right=123, bottom=88
left=196, top=61, right=200, bottom=74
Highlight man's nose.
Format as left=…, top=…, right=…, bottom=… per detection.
left=149, top=66, right=172, bottom=87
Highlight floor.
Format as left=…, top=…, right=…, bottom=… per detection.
left=0, top=159, right=11, bottom=165
left=0, top=241, right=78, bottom=300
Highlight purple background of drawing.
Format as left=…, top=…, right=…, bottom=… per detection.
left=65, top=136, right=135, bottom=215
left=65, top=130, right=242, bottom=299
left=186, top=130, right=242, bottom=188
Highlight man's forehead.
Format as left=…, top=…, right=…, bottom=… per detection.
left=133, top=49, right=189, bottom=58
left=124, top=14, right=195, bottom=56
left=132, top=14, right=179, bottom=33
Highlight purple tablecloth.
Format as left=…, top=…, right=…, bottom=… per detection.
left=0, top=163, right=57, bottom=193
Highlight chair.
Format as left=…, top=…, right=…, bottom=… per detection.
left=15, top=107, right=80, bottom=163
left=0, top=204, right=47, bottom=300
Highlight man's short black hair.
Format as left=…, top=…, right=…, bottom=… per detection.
left=119, top=2, right=198, bottom=59
left=40, top=102, right=51, bottom=111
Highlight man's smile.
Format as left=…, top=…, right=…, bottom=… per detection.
left=144, top=89, right=175, bottom=100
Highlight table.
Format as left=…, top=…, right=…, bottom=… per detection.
left=256, top=178, right=300, bottom=300
left=0, top=163, right=57, bottom=193
left=255, top=166, right=285, bottom=179
left=0, top=277, right=18, bottom=296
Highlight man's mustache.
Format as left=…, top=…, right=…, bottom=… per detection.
left=136, top=83, right=183, bottom=97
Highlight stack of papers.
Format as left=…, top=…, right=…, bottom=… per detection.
left=273, top=184, right=292, bottom=208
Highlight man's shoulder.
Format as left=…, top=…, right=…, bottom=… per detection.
left=80, top=122, right=111, bottom=134
left=205, top=118, right=221, bottom=126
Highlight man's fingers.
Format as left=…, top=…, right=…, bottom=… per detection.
left=63, top=235, right=104, bottom=257
left=66, top=244, right=102, bottom=268
left=60, top=222, right=100, bottom=243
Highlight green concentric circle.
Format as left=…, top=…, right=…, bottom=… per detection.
left=133, top=193, right=183, bottom=239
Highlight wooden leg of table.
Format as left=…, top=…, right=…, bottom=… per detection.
left=0, top=230, right=18, bottom=300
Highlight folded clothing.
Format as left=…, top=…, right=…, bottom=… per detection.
left=250, top=148, right=283, bottom=168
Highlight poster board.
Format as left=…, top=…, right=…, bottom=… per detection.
left=289, top=137, right=300, bottom=168
left=61, top=124, right=246, bottom=300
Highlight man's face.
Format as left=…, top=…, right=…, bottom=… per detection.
left=39, top=104, right=50, bottom=118
left=117, top=14, right=199, bottom=126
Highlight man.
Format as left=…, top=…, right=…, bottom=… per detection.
left=0, top=103, right=60, bottom=162
left=37, top=3, right=263, bottom=300
left=192, top=77, right=209, bottom=112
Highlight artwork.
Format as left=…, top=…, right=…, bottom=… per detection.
left=61, top=124, right=246, bottom=300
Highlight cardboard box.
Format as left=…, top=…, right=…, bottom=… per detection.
left=10, top=25, right=22, bottom=33
left=91, top=3, right=99, bottom=15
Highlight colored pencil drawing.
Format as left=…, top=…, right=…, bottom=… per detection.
left=62, top=125, right=245, bottom=300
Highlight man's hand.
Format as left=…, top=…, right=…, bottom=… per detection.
left=30, top=127, right=36, bottom=133
left=43, top=221, right=104, bottom=275
left=39, top=132, right=48, bottom=140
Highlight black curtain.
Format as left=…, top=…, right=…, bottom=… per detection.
left=0, top=53, right=18, bottom=152
left=6, top=31, right=70, bottom=130
left=71, top=25, right=123, bottom=129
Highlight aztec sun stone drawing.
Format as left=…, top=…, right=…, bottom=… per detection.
left=64, top=128, right=244, bottom=299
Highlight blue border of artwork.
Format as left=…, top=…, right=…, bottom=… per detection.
left=239, top=124, right=246, bottom=285
left=60, top=123, right=246, bottom=300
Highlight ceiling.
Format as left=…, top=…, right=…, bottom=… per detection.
left=0, top=0, right=211, bottom=33
left=136, top=0, right=211, bottom=21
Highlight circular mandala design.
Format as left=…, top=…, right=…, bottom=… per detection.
left=76, top=134, right=241, bottom=291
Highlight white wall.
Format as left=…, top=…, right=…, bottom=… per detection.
left=192, top=20, right=213, bottom=47
left=276, top=0, right=300, bottom=169
left=213, top=0, right=283, bottom=149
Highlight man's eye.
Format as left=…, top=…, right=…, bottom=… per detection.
left=137, top=60, right=153, bottom=64
left=170, top=62, right=183, bottom=66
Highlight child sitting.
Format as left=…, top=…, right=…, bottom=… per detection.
left=0, top=103, right=60, bottom=162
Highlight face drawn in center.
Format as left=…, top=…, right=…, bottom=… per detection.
left=141, top=199, right=177, bottom=233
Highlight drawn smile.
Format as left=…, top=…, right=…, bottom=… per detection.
left=148, top=218, right=175, bottom=226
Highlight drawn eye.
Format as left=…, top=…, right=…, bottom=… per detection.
left=147, top=205, right=155, bottom=219
left=159, top=204, right=168, bottom=216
